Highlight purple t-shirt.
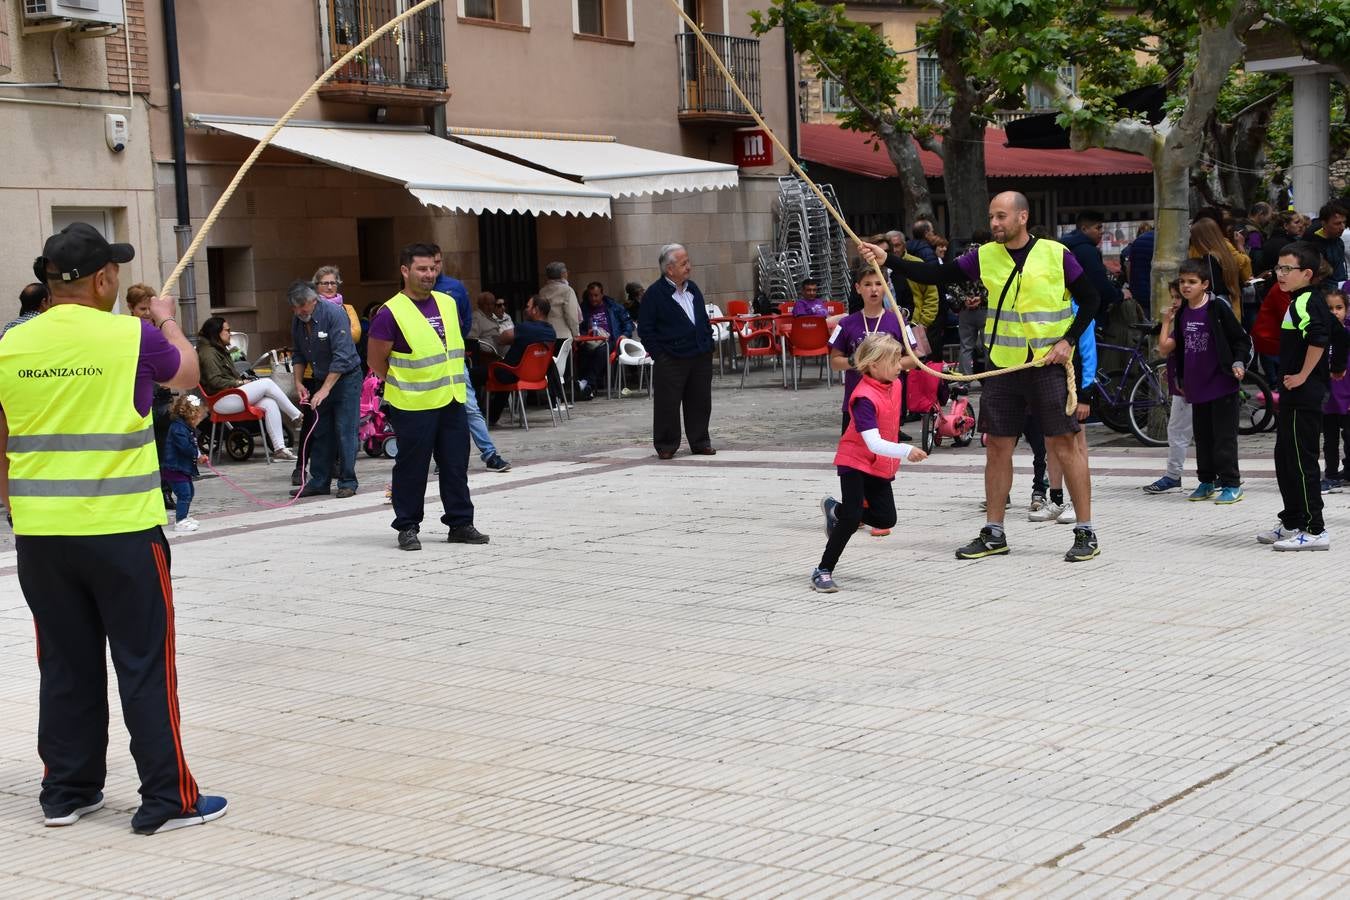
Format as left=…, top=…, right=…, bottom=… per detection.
left=137, top=320, right=180, bottom=417
left=829, top=309, right=906, bottom=412
left=1326, top=321, right=1350, bottom=415
left=793, top=298, right=829, bottom=317
left=369, top=297, right=445, bottom=355
left=955, top=243, right=1085, bottom=287
left=1179, top=302, right=1237, bottom=404
left=586, top=306, right=609, bottom=335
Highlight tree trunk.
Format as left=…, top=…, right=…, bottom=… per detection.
left=880, top=122, right=935, bottom=224
left=938, top=107, right=989, bottom=243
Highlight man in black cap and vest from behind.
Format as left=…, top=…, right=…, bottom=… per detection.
left=0, top=222, right=228, bottom=835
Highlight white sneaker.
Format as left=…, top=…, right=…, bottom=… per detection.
left=1056, top=502, right=1076, bottom=524
left=1028, top=501, right=1064, bottom=522
left=1256, top=523, right=1299, bottom=545
left=1273, top=530, right=1330, bottom=551
left=272, top=447, right=297, bottom=461
left=173, top=518, right=199, bottom=533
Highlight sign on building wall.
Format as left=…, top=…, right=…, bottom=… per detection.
left=735, top=127, right=773, bottom=168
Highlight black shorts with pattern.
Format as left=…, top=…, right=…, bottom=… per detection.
left=977, top=364, right=1079, bottom=438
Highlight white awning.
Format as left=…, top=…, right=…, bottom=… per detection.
left=188, top=115, right=612, bottom=218
left=452, top=133, right=740, bottom=199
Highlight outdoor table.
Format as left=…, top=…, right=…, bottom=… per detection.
left=708, top=316, right=737, bottom=375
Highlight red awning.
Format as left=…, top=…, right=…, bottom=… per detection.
left=800, top=123, right=1152, bottom=180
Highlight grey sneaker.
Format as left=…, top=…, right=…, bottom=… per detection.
left=811, top=568, right=838, bottom=592
left=446, top=524, right=490, bottom=544
left=820, top=496, right=840, bottom=536
left=1064, top=526, right=1100, bottom=562
left=955, top=527, right=1009, bottom=559
left=398, top=528, right=421, bottom=551
left=1028, top=492, right=1047, bottom=515
left=485, top=454, right=512, bottom=472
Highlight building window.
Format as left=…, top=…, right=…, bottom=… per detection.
left=1026, top=65, right=1076, bottom=110
left=821, top=78, right=851, bottom=113
left=357, top=218, right=398, bottom=283
left=460, top=0, right=528, bottom=25
left=916, top=56, right=946, bottom=112
left=577, top=0, right=602, bottom=35
left=205, top=247, right=257, bottom=311
left=574, top=0, right=629, bottom=40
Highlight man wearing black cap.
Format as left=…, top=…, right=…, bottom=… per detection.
left=0, top=222, right=228, bottom=834
left=2, top=283, right=51, bottom=337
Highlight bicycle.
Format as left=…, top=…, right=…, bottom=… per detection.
left=1092, top=322, right=1171, bottom=447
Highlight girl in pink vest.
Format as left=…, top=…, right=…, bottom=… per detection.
left=815, top=334, right=928, bottom=591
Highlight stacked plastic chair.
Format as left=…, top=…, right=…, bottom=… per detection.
left=757, top=176, right=851, bottom=305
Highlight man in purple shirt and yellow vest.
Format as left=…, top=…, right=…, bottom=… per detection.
left=367, top=243, right=489, bottom=551
left=0, top=223, right=227, bottom=835
left=864, top=191, right=1102, bottom=563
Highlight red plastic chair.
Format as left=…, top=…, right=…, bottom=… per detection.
left=825, top=301, right=845, bottom=316
left=199, top=384, right=275, bottom=463
left=737, top=316, right=780, bottom=389
left=785, top=315, right=833, bottom=390
left=777, top=301, right=796, bottom=315
left=486, top=342, right=559, bottom=429
left=725, top=299, right=751, bottom=317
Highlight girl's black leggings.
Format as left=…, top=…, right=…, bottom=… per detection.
left=819, top=468, right=897, bottom=572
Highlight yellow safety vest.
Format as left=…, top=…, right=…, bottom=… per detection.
left=980, top=239, right=1075, bottom=368
left=382, top=291, right=467, bottom=410
left=0, top=305, right=165, bottom=536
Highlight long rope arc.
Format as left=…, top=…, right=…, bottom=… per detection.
left=157, top=0, right=446, bottom=300
left=664, top=0, right=1076, bottom=413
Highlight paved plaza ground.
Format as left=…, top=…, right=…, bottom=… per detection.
left=2, top=362, right=1349, bottom=897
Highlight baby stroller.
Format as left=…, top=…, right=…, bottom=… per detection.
left=907, top=361, right=977, bottom=453
left=358, top=372, right=398, bottom=458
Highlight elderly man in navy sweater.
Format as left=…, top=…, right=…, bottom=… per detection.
left=638, top=243, right=716, bottom=459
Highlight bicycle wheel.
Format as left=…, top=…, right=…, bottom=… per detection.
left=921, top=413, right=937, bottom=454
left=1237, top=370, right=1275, bottom=435
left=1092, top=370, right=1131, bottom=433
left=1126, top=362, right=1170, bottom=447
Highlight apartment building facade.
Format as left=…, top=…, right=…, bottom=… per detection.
left=135, top=0, right=791, bottom=348
left=0, top=0, right=157, bottom=314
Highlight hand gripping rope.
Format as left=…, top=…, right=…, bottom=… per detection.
left=664, top=0, right=1077, bottom=414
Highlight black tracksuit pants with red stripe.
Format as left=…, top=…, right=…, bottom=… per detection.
left=16, top=526, right=200, bottom=830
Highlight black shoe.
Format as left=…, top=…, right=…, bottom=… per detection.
left=955, top=527, right=1009, bottom=560
left=446, top=524, right=490, bottom=544
left=290, top=470, right=302, bottom=487
left=398, top=527, right=421, bottom=551
left=290, top=486, right=331, bottom=498
left=485, top=454, right=512, bottom=472
left=1064, top=526, right=1100, bottom=562
left=898, top=431, right=914, bottom=441
left=335, top=487, right=356, bottom=499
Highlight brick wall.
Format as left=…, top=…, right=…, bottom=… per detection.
left=105, top=0, right=150, bottom=95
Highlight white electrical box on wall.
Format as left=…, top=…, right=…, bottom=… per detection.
left=24, top=0, right=125, bottom=27
left=105, top=113, right=128, bottom=153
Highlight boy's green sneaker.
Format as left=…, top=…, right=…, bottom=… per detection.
left=1187, top=482, right=1216, bottom=501
left=1214, top=486, right=1244, bottom=504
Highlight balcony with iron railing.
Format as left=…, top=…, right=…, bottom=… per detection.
left=318, top=0, right=450, bottom=107
left=676, top=31, right=761, bottom=124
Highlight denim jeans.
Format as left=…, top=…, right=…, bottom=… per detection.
left=462, top=383, right=497, bottom=463
left=304, top=369, right=361, bottom=492
left=168, top=480, right=194, bottom=521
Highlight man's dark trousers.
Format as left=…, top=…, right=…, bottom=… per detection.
left=1275, top=405, right=1325, bottom=533
left=17, top=527, right=200, bottom=830
left=304, top=369, right=361, bottom=492
left=652, top=351, right=713, bottom=454
left=388, top=399, right=473, bottom=532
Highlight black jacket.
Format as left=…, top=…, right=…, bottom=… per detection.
left=1170, top=295, right=1251, bottom=392
left=638, top=277, right=713, bottom=358
left=1280, top=287, right=1349, bottom=409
